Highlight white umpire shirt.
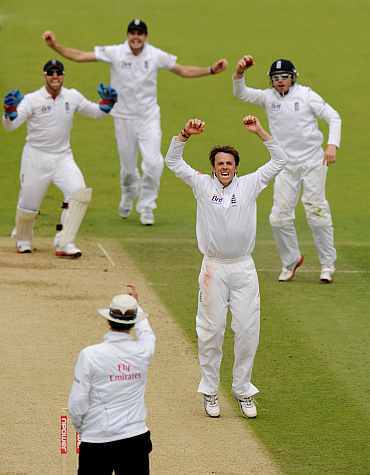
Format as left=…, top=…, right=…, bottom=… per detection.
left=2, top=86, right=105, bottom=154
left=165, top=138, right=288, bottom=260
left=68, top=312, right=155, bottom=443
left=233, top=79, right=341, bottom=166
left=94, top=42, right=177, bottom=119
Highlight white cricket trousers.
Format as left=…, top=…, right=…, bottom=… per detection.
left=114, top=114, right=163, bottom=212
left=196, top=256, right=260, bottom=398
left=17, top=144, right=86, bottom=211
left=269, top=161, right=336, bottom=268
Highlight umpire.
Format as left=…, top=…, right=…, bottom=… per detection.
left=68, top=285, right=155, bottom=474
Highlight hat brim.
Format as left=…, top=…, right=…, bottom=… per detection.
left=97, top=308, right=138, bottom=324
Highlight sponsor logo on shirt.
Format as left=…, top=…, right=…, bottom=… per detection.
left=41, top=105, right=52, bottom=113
left=211, top=194, right=223, bottom=204
left=120, top=61, right=132, bottom=69
left=271, top=103, right=281, bottom=112
left=109, top=361, right=142, bottom=382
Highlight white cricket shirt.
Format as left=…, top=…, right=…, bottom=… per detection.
left=94, top=42, right=177, bottom=119
left=166, top=138, right=287, bottom=260
left=233, top=79, right=341, bottom=165
left=68, top=315, right=155, bottom=443
left=2, top=86, right=105, bottom=154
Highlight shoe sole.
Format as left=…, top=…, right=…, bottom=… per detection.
left=320, top=277, right=333, bottom=284
left=204, top=409, right=220, bottom=418
left=17, top=249, right=32, bottom=254
left=55, top=251, right=82, bottom=259
left=279, top=255, right=304, bottom=282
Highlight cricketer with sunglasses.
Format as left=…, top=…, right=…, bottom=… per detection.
left=2, top=60, right=117, bottom=258
left=233, top=56, right=341, bottom=284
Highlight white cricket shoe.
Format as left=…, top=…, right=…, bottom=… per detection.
left=55, top=242, right=82, bottom=258
left=320, top=267, right=335, bottom=284
left=236, top=396, right=257, bottom=419
left=140, top=208, right=154, bottom=226
left=16, top=240, right=32, bottom=254
left=203, top=394, right=220, bottom=418
left=278, top=255, right=304, bottom=282
left=119, top=197, right=133, bottom=219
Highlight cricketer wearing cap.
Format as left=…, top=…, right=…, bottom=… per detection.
left=2, top=60, right=117, bottom=257
left=165, top=116, right=288, bottom=419
left=233, top=56, right=342, bottom=284
left=43, top=19, right=228, bottom=225
left=69, top=285, right=155, bottom=475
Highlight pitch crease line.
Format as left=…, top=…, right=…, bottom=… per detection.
left=97, top=243, right=116, bottom=267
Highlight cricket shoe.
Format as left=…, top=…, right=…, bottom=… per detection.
left=203, top=394, right=220, bottom=418
left=140, top=208, right=154, bottom=226
left=236, top=396, right=257, bottom=419
left=119, top=197, right=133, bottom=219
left=16, top=240, right=32, bottom=254
left=320, top=267, right=335, bottom=284
left=55, top=242, right=82, bottom=258
left=278, top=255, right=304, bottom=282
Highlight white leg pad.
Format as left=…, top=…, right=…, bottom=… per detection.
left=15, top=208, right=38, bottom=243
left=58, top=188, right=92, bottom=248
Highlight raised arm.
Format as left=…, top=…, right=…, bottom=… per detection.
left=170, top=58, right=228, bottom=78
left=165, top=119, right=206, bottom=187
left=243, top=115, right=288, bottom=193
left=43, top=30, right=97, bottom=62
left=233, top=55, right=255, bottom=79
left=232, top=55, right=265, bottom=106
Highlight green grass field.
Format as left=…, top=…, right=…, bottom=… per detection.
left=1, top=0, right=370, bottom=473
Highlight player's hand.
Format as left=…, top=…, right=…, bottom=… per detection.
left=126, top=284, right=139, bottom=302
left=242, top=115, right=260, bottom=132
left=184, top=119, right=206, bottom=135
left=98, top=83, right=118, bottom=113
left=42, top=30, right=57, bottom=47
left=235, top=55, right=255, bottom=76
left=210, top=58, right=228, bottom=74
left=3, top=89, right=23, bottom=121
left=323, top=144, right=336, bottom=166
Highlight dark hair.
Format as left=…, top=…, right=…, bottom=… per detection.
left=108, top=320, right=135, bottom=332
left=209, top=145, right=240, bottom=167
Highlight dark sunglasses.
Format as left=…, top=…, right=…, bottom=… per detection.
left=45, top=69, right=64, bottom=76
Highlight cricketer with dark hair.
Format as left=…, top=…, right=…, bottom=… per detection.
left=165, top=116, right=288, bottom=419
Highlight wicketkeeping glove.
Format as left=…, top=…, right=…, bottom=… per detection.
left=97, top=83, right=118, bottom=113
left=4, top=89, right=24, bottom=121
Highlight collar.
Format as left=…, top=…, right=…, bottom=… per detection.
left=41, top=86, right=63, bottom=99
left=103, top=330, right=133, bottom=342
left=122, top=40, right=147, bottom=57
left=212, top=174, right=238, bottom=192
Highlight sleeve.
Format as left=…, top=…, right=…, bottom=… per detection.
left=232, top=77, right=266, bottom=107
left=72, top=89, right=106, bottom=119
left=68, top=350, right=92, bottom=431
left=2, top=95, right=32, bottom=131
left=94, top=45, right=116, bottom=64
left=165, top=137, right=201, bottom=188
left=253, top=139, right=288, bottom=197
left=135, top=308, right=156, bottom=359
left=308, top=89, right=342, bottom=147
left=156, top=48, right=177, bottom=70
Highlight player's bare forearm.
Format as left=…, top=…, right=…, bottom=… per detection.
left=43, top=31, right=96, bottom=62
left=171, top=59, right=228, bottom=78
left=177, top=119, right=205, bottom=142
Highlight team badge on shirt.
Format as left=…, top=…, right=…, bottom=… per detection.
left=144, top=60, right=149, bottom=69
left=65, top=102, right=70, bottom=113
left=294, top=101, right=300, bottom=111
left=231, top=194, right=237, bottom=206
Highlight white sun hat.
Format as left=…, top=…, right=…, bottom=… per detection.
left=97, top=294, right=138, bottom=324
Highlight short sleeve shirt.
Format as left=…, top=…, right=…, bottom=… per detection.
left=95, top=42, right=177, bottom=119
